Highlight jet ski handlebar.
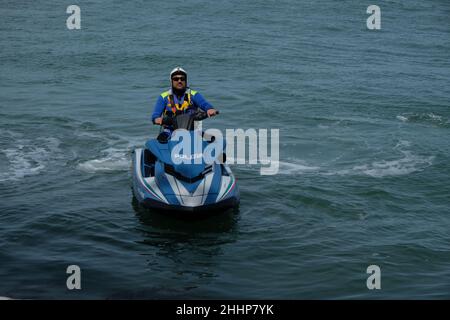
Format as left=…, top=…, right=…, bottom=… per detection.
left=193, top=110, right=219, bottom=121
left=161, top=116, right=174, bottom=126
left=161, top=110, right=219, bottom=126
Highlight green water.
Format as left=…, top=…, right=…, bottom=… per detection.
left=1, top=0, right=449, bottom=299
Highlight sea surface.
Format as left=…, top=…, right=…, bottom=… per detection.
left=1, top=0, right=449, bottom=299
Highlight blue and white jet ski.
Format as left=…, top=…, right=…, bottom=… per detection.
left=132, top=110, right=239, bottom=213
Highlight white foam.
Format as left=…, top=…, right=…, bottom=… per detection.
left=332, top=151, right=433, bottom=178
left=397, top=112, right=446, bottom=125
left=77, top=147, right=130, bottom=173
left=74, top=130, right=147, bottom=174
left=278, top=160, right=320, bottom=174
left=229, top=157, right=319, bottom=175
left=394, top=140, right=411, bottom=148
left=322, top=139, right=435, bottom=178
left=427, top=113, right=442, bottom=121
left=0, top=137, right=63, bottom=182
left=74, top=131, right=103, bottom=139
left=0, top=129, right=24, bottom=139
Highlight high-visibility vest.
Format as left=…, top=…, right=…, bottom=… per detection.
left=160, top=89, right=198, bottom=115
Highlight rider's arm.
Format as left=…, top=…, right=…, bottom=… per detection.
left=192, top=92, right=213, bottom=111
left=151, top=95, right=166, bottom=123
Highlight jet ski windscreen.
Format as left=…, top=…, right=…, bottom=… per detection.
left=174, top=113, right=195, bottom=130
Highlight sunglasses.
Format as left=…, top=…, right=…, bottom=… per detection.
left=172, top=76, right=186, bottom=82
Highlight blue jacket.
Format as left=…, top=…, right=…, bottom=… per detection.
left=151, top=89, right=213, bottom=122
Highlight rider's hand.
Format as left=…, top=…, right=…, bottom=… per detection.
left=154, top=117, right=163, bottom=125
left=207, top=109, right=217, bottom=117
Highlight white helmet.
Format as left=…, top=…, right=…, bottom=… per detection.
left=169, top=67, right=188, bottom=86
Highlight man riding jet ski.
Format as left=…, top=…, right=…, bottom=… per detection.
left=131, top=67, right=239, bottom=212
left=151, top=67, right=217, bottom=140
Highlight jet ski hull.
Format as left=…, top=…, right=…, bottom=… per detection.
left=132, top=147, right=239, bottom=214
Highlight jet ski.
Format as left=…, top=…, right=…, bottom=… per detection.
left=132, top=110, right=240, bottom=213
